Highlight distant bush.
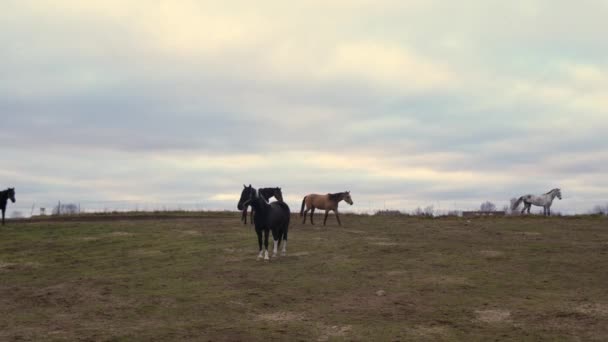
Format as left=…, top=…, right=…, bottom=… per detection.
left=590, top=204, right=608, bottom=215
left=374, top=210, right=406, bottom=216
left=412, top=205, right=434, bottom=217
left=10, top=211, right=23, bottom=219
left=53, top=203, right=80, bottom=215
left=480, top=201, right=496, bottom=212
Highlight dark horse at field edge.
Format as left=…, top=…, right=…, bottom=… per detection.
left=1, top=188, right=16, bottom=226
left=240, top=186, right=283, bottom=224
left=238, top=185, right=290, bottom=261
left=300, top=191, right=353, bottom=226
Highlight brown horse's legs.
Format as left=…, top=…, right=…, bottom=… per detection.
left=310, top=207, right=316, bottom=225
left=323, top=210, right=329, bottom=225
left=302, top=207, right=310, bottom=224
left=335, top=210, right=342, bottom=226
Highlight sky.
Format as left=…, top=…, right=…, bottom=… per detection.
left=1, top=0, right=607, bottom=215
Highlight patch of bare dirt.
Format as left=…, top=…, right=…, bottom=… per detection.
left=387, top=270, right=407, bottom=276
left=257, top=311, right=304, bottom=322
left=366, top=237, right=390, bottom=241
left=291, top=251, right=310, bottom=257
left=129, top=249, right=163, bottom=257
left=420, top=275, right=469, bottom=286
left=475, top=309, right=512, bottom=323
left=0, top=261, right=41, bottom=271
left=109, top=231, right=133, bottom=237
left=575, top=303, right=608, bottom=317
left=479, top=250, right=504, bottom=258
left=179, top=230, right=202, bottom=236
left=344, top=229, right=365, bottom=234
left=371, top=242, right=400, bottom=246
left=317, top=324, right=352, bottom=341
left=407, top=325, right=449, bottom=339
left=77, top=236, right=100, bottom=242
left=0, top=262, right=16, bottom=270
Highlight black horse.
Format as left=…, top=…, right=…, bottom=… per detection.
left=237, top=185, right=290, bottom=261
left=1, top=188, right=16, bottom=226
left=241, top=186, right=283, bottom=224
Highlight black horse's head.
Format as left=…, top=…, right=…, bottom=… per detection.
left=7, top=188, right=15, bottom=203
left=237, top=184, right=254, bottom=210
left=273, top=187, right=283, bottom=202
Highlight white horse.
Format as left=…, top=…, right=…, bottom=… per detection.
left=511, top=188, right=562, bottom=216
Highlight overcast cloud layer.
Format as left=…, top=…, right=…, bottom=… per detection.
left=2, top=1, right=607, bottom=214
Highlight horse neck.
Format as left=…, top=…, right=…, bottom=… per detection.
left=549, top=191, right=559, bottom=202
left=259, top=188, right=274, bottom=201
left=250, top=195, right=270, bottom=212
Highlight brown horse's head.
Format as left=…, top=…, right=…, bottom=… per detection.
left=343, top=191, right=353, bottom=205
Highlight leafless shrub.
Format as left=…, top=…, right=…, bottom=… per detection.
left=480, top=201, right=496, bottom=212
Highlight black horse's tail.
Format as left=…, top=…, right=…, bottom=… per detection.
left=300, top=196, right=307, bottom=217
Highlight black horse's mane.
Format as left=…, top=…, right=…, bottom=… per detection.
left=328, top=192, right=346, bottom=201
left=259, top=187, right=279, bottom=197
left=0, top=188, right=13, bottom=203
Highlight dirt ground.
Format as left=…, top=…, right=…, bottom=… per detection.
left=1, top=213, right=607, bottom=341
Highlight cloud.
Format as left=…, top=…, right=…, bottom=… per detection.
left=0, top=1, right=607, bottom=215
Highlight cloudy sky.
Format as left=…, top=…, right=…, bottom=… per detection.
left=2, top=1, right=607, bottom=214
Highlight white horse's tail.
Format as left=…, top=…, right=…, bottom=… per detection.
left=511, top=197, right=524, bottom=211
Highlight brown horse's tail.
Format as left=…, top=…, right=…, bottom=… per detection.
left=300, top=196, right=307, bottom=217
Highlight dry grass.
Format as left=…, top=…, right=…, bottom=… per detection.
left=1, top=214, right=607, bottom=341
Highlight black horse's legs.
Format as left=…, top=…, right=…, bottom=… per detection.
left=272, top=229, right=280, bottom=257
left=323, top=210, right=329, bottom=225
left=250, top=209, right=254, bottom=225
left=256, top=228, right=264, bottom=259
left=335, top=210, right=342, bottom=226
left=263, top=229, right=270, bottom=261
left=1, top=209, right=4, bottom=226
left=310, top=207, right=316, bottom=225
left=281, top=229, right=288, bottom=256
left=242, top=208, right=248, bottom=224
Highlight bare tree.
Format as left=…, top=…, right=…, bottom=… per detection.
left=10, top=211, right=23, bottom=219
left=53, top=203, right=79, bottom=215
left=480, top=201, right=496, bottom=212
left=591, top=204, right=608, bottom=215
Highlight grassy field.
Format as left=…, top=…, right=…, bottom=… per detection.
left=1, top=213, right=607, bottom=341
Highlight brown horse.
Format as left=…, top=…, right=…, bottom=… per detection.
left=300, top=191, right=353, bottom=226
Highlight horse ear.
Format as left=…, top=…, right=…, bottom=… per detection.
left=243, top=184, right=246, bottom=188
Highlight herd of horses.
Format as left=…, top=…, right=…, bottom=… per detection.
left=0, top=186, right=563, bottom=261
left=237, top=185, right=354, bottom=261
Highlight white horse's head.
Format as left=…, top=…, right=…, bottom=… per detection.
left=550, top=188, right=562, bottom=200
